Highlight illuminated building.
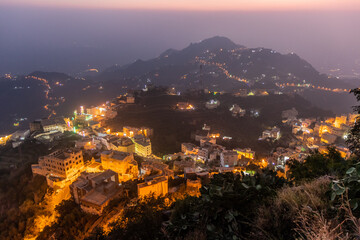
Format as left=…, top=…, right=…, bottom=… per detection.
left=348, top=113, right=357, bottom=124
left=0, top=135, right=11, bottom=145
left=86, top=160, right=102, bottom=173
left=334, top=116, right=347, bottom=128
left=202, top=124, right=211, bottom=131
left=325, top=118, right=335, bottom=125
left=234, top=148, right=255, bottom=159
left=137, top=176, right=168, bottom=198
left=101, top=150, right=138, bottom=181
left=186, top=179, right=201, bottom=197
left=200, top=137, right=216, bottom=147
left=101, top=135, right=135, bottom=153
left=112, top=137, right=135, bottom=153
left=123, top=126, right=153, bottom=138
left=70, top=170, right=121, bottom=215
left=141, top=159, right=174, bottom=178
left=220, top=150, right=238, bottom=167
left=88, top=121, right=101, bottom=130
left=261, top=127, right=281, bottom=140
left=41, top=117, right=67, bottom=133
left=321, top=133, right=337, bottom=144
left=173, top=159, right=195, bottom=171
left=210, top=133, right=220, bottom=138
left=126, top=95, right=135, bottom=104
left=10, top=129, right=30, bottom=141
left=86, top=106, right=106, bottom=116
left=176, top=102, right=195, bottom=110
left=134, top=138, right=152, bottom=157
left=75, top=138, right=100, bottom=150
left=31, top=149, right=84, bottom=185
left=181, top=143, right=197, bottom=154
left=197, top=148, right=210, bottom=160
left=194, top=129, right=209, bottom=141
left=229, top=104, right=246, bottom=117
left=318, top=124, right=331, bottom=136
left=318, top=145, right=351, bottom=159
left=205, top=99, right=220, bottom=109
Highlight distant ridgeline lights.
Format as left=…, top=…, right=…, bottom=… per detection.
left=276, top=82, right=349, bottom=93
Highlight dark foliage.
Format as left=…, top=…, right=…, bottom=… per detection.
left=287, top=147, right=349, bottom=182
left=166, top=171, right=287, bottom=240
left=347, top=88, right=360, bottom=156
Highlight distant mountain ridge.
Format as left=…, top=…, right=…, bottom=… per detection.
left=103, top=36, right=242, bottom=75
left=99, top=36, right=345, bottom=91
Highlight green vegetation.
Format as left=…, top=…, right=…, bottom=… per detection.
left=104, top=196, right=168, bottom=240
left=167, top=170, right=286, bottom=240
left=37, top=200, right=97, bottom=240
left=0, top=141, right=49, bottom=240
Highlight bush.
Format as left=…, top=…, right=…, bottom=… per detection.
left=250, top=177, right=332, bottom=240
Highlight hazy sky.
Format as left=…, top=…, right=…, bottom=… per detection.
left=2, top=0, right=360, bottom=11
left=0, top=2, right=359, bottom=76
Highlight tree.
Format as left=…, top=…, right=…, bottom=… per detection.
left=287, top=148, right=348, bottom=182
left=166, top=171, right=287, bottom=240
left=346, top=88, right=360, bottom=157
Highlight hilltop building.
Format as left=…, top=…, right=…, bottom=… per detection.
left=41, top=117, right=67, bottom=133
left=101, top=150, right=138, bottom=181
left=86, top=106, right=106, bottom=116
left=141, top=159, right=174, bottom=178
left=32, top=149, right=84, bottom=187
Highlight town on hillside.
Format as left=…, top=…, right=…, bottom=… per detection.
left=0, top=87, right=355, bottom=221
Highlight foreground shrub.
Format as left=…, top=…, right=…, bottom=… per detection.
left=250, top=177, right=332, bottom=240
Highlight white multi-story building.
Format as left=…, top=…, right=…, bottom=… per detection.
left=220, top=150, right=238, bottom=167
left=135, top=138, right=152, bottom=157
left=32, top=149, right=84, bottom=182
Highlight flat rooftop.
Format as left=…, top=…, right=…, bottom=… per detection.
left=81, top=181, right=118, bottom=206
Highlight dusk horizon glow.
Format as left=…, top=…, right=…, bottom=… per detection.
left=1, top=0, right=360, bottom=11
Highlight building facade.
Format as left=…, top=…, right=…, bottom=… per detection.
left=32, top=149, right=84, bottom=182
left=137, top=176, right=168, bottom=198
